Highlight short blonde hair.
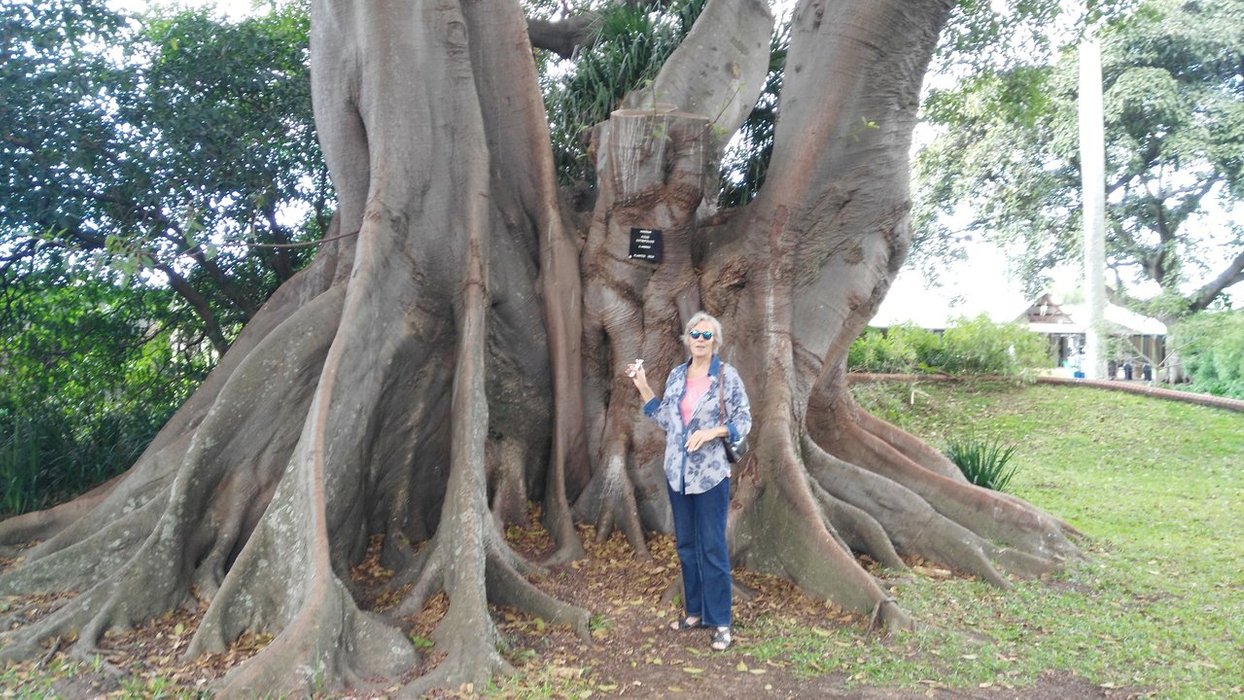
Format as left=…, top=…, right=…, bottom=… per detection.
left=683, top=311, right=724, bottom=352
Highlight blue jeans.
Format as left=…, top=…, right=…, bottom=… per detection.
left=668, top=477, right=731, bottom=628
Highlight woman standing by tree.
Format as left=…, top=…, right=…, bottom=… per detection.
left=626, top=311, right=752, bottom=651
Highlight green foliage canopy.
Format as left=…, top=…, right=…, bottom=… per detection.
left=1, top=0, right=329, bottom=353
left=0, top=272, right=211, bottom=515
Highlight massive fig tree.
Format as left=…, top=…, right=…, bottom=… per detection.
left=0, top=0, right=1080, bottom=695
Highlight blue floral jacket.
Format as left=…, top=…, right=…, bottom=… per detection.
left=643, top=355, right=752, bottom=495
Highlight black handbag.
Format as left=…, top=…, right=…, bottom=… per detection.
left=722, top=434, right=748, bottom=463
left=717, top=377, right=748, bottom=463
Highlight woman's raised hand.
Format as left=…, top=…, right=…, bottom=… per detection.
left=626, top=359, right=657, bottom=402
left=625, top=359, right=645, bottom=384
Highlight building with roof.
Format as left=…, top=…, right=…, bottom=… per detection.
left=1018, top=293, right=1168, bottom=379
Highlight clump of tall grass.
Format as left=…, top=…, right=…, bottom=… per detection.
left=944, top=435, right=1019, bottom=492
left=0, top=418, right=43, bottom=515
left=0, top=410, right=168, bottom=518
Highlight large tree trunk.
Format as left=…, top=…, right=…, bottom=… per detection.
left=0, top=0, right=1079, bottom=695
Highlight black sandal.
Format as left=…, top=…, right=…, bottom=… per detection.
left=669, top=615, right=702, bottom=631
left=710, top=627, right=732, bottom=651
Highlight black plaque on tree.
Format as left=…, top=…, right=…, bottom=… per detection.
left=628, top=228, right=663, bottom=263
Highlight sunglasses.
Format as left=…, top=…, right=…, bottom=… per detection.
left=688, top=330, right=713, bottom=340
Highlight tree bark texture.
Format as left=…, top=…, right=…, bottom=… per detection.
left=0, top=0, right=1080, bottom=695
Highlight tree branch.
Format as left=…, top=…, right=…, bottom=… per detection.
left=153, top=263, right=232, bottom=355
left=524, top=0, right=663, bottom=59
left=260, top=190, right=296, bottom=281
left=526, top=14, right=599, bottom=60
left=619, top=0, right=774, bottom=144
left=1189, top=249, right=1244, bottom=314
left=158, top=231, right=260, bottom=319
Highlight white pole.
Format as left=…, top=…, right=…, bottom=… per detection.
left=1079, top=37, right=1108, bottom=380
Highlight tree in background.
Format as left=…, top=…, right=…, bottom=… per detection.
left=1, top=0, right=329, bottom=355
left=1, top=1, right=329, bottom=515
left=914, top=0, right=1243, bottom=319
left=1, top=0, right=1094, bottom=695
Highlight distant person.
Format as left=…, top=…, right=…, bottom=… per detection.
left=625, top=311, right=751, bottom=651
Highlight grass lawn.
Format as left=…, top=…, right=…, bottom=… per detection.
left=781, top=379, right=1244, bottom=697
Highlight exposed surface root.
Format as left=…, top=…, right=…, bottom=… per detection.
left=573, top=447, right=651, bottom=558
left=828, top=419, right=1079, bottom=564
left=391, top=482, right=590, bottom=694
left=486, top=547, right=590, bottom=639
left=12, top=445, right=180, bottom=567
left=0, top=476, right=120, bottom=553
left=854, top=409, right=966, bottom=483
left=212, top=576, right=411, bottom=698
left=731, top=436, right=914, bottom=632
left=802, top=439, right=1012, bottom=587
left=0, top=495, right=164, bottom=597
left=808, top=478, right=907, bottom=571
left=799, top=380, right=1085, bottom=590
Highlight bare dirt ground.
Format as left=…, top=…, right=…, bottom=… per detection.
left=1, top=516, right=1147, bottom=699
left=472, top=521, right=1145, bottom=700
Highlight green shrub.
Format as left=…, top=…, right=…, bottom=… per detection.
left=899, top=324, right=948, bottom=371
left=0, top=418, right=42, bottom=515
left=848, top=315, right=1048, bottom=377
left=1173, top=310, right=1244, bottom=400
left=0, top=277, right=209, bottom=517
left=944, top=435, right=1020, bottom=492
left=847, top=325, right=923, bottom=373
left=0, top=405, right=176, bottom=518
left=938, top=315, right=1048, bottom=375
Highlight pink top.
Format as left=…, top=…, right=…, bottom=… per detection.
left=680, top=375, right=710, bottom=425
